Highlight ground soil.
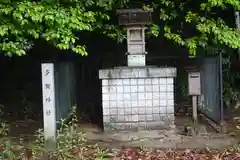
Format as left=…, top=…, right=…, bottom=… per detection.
left=6, top=116, right=240, bottom=150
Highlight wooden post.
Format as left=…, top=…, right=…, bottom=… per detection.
left=192, top=96, right=198, bottom=124
left=41, top=63, right=56, bottom=150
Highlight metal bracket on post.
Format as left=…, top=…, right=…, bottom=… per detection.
left=188, top=71, right=201, bottom=124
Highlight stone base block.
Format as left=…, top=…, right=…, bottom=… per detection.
left=104, top=115, right=175, bottom=131
left=99, top=66, right=177, bottom=132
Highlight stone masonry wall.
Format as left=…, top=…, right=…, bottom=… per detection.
left=99, top=67, right=176, bottom=131
left=101, top=78, right=175, bottom=130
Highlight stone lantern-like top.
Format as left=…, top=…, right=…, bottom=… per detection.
left=99, top=8, right=176, bottom=132
left=116, top=9, right=152, bottom=67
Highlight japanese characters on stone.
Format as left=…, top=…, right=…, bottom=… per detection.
left=42, top=67, right=53, bottom=116
left=46, top=109, right=51, bottom=116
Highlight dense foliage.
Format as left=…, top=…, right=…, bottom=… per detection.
left=145, top=0, right=240, bottom=55
left=0, top=0, right=126, bottom=56
left=0, top=0, right=240, bottom=56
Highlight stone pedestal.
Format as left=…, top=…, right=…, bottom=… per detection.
left=99, top=66, right=176, bottom=131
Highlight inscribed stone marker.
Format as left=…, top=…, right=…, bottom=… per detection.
left=41, top=63, right=56, bottom=149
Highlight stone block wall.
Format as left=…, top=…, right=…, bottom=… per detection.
left=99, top=67, right=176, bottom=131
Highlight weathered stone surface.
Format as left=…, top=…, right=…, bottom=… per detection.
left=99, top=67, right=176, bottom=79
left=99, top=67, right=176, bottom=131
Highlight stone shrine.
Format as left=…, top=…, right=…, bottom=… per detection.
left=99, top=9, right=177, bottom=131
